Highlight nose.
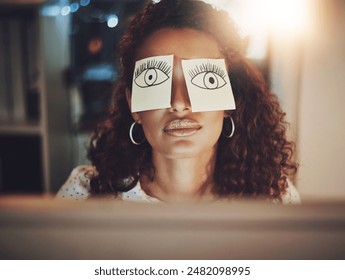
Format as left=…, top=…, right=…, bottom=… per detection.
left=169, top=59, right=191, bottom=112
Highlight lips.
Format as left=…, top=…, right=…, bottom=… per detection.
left=163, top=119, right=201, bottom=137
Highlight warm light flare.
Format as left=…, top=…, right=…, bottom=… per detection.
left=225, top=0, right=312, bottom=37
left=206, top=0, right=313, bottom=58
left=253, top=0, right=311, bottom=35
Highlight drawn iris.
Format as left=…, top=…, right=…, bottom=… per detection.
left=203, top=72, right=219, bottom=89
left=144, top=69, right=158, bottom=86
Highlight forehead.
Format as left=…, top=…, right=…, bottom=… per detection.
left=136, top=28, right=223, bottom=61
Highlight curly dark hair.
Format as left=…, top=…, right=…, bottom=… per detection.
left=88, top=0, right=298, bottom=200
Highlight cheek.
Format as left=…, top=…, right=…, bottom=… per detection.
left=201, top=113, right=224, bottom=145
left=138, top=112, right=162, bottom=141
left=212, top=117, right=224, bottom=141
left=214, top=114, right=225, bottom=137
left=211, top=113, right=225, bottom=132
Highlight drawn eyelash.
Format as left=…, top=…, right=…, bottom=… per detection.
left=188, top=63, right=227, bottom=79
left=134, top=59, right=172, bottom=79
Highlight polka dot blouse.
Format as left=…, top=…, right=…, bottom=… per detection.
left=56, top=165, right=301, bottom=204
left=56, top=165, right=159, bottom=202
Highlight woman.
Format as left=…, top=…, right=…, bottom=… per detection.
left=57, top=0, right=300, bottom=203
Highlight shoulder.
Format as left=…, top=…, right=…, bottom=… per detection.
left=56, top=165, right=96, bottom=201
left=280, top=179, right=302, bottom=205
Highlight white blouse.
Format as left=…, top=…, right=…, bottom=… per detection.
left=56, top=165, right=301, bottom=204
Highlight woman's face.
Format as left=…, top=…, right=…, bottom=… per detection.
left=130, top=28, right=226, bottom=159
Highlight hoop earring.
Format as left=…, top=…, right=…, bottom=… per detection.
left=222, top=116, right=235, bottom=138
left=129, top=122, right=145, bottom=145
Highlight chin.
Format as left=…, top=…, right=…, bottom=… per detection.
left=159, top=142, right=215, bottom=160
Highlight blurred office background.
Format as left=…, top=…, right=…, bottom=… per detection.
left=0, top=0, right=344, bottom=200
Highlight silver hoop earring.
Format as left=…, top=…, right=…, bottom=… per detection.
left=129, top=122, right=145, bottom=145
left=222, top=116, right=235, bottom=138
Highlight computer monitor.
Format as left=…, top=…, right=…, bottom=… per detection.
left=0, top=196, right=344, bottom=259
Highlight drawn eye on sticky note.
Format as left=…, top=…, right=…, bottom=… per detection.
left=131, top=54, right=173, bottom=112
left=181, top=58, right=236, bottom=112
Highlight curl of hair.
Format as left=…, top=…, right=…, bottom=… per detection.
left=88, top=0, right=298, bottom=200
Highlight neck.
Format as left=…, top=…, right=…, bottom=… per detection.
left=140, top=147, right=217, bottom=201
